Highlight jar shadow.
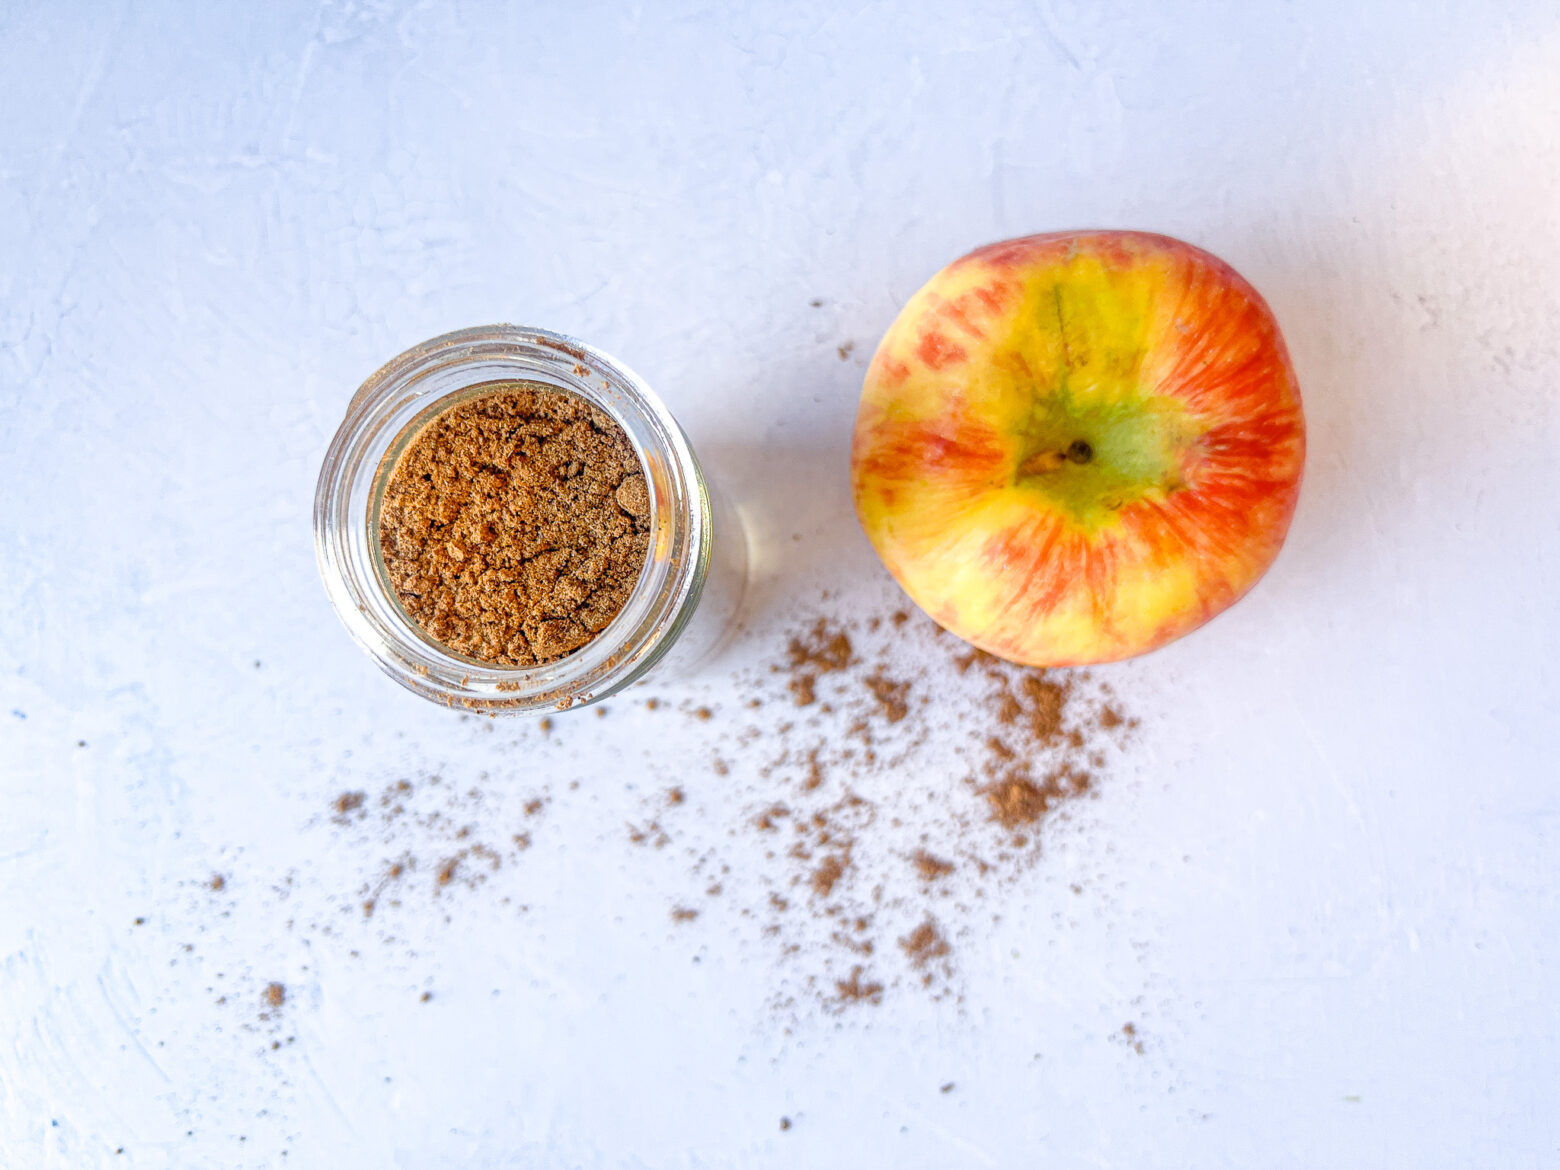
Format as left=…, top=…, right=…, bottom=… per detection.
left=699, top=433, right=893, bottom=654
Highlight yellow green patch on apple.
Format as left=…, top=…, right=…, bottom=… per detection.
left=851, top=231, right=1306, bottom=666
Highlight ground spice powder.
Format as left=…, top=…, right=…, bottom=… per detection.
left=378, top=383, right=650, bottom=666
left=308, top=600, right=1137, bottom=1020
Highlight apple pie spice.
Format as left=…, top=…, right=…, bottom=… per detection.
left=174, top=600, right=1144, bottom=1156
left=292, top=605, right=1134, bottom=1017
left=377, top=384, right=650, bottom=666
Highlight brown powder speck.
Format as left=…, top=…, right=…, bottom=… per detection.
left=788, top=674, right=817, bottom=707
left=912, top=850, right=954, bottom=881
left=377, top=385, right=650, bottom=666
left=755, top=804, right=790, bottom=832
left=940, top=1082, right=956, bottom=1094
left=982, top=776, right=1050, bottom=828
left=831, top=928, right=875, bottom=956
left=310, top=599, right=1137, bottom=1018
left=900, top=919, right=951, bottom=969
left=1017, top=672, right=1069, bottom=744
left=209, top=874, right=225, bottom=892
left=982, top=765, right=1092, bottom=831
left=864, top=671, right=910, bottom=723
left=334, top=791, right=365, bottom=815
left=810, top=854, right=848, bottom=898
left=538, top=718, right=553, bottom=734
left=837, top=340, right=855, bottom=360
left=627, top=821, right=669, bottom=848
left=421, top=991, right=432, bottom=1002
left=835, top=966, right=883, bottom=1005
left=263, top=983, right=285, bottom=1009
left=788, top=620, right=853, bottom=674
left=804, top=750, right=825, bottom=791
left=779, top=1117, right=792, bottom=1132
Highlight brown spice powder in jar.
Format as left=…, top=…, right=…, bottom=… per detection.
left=377, top=384, right=651, bottom=666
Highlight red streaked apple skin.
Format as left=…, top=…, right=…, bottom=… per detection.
left=851, top=231, right=1306, bottom=667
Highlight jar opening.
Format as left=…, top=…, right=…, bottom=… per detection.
left=314, top=326, right=711, bottom=714
left=368, top=379, right=656, bottom=672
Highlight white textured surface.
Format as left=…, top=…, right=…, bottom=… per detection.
left=4, top=2, right=1559, bottom=1167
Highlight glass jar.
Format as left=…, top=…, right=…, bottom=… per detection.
left=314, top=325, right=747, bottom=715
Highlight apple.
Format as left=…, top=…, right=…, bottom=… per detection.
left=851, top=231, right=1305, bottom=666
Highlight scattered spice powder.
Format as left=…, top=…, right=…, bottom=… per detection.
left=787, top=618, right=854, bottom=674
left=863, top=670, right=910, bottom=722
left=377, top=384, right=650, bottom=666
left=788, top=674, right=817, bottom=707
left=784, top=618, right=854, bottom=709
left=835, top=966, right=884, bottom=1005
left=263, top=982, right=285, bottom=1009
left=900, top=918, right=951, bottom=971
left=804, top=750, right=825, bottom=791
left=809, top=853, right=848, bottom=898
left=1121, top=1021, right=1145, bottom=1054
left=305, top=599, right=1135, bottom=1018
left=912, top=850, right=954, bottom=881
left=755, top=804, right=789, bottom=832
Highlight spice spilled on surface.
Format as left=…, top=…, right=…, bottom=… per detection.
left=290, top=602, right=1137, bottom=1017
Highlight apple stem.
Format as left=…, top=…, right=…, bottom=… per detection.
left=1019, top=441, right=1093, bottom=477
left=1018, top=449, right=1065, bottom=476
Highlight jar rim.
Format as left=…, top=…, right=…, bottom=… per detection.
left=314, top=325, right=710, bottom=714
